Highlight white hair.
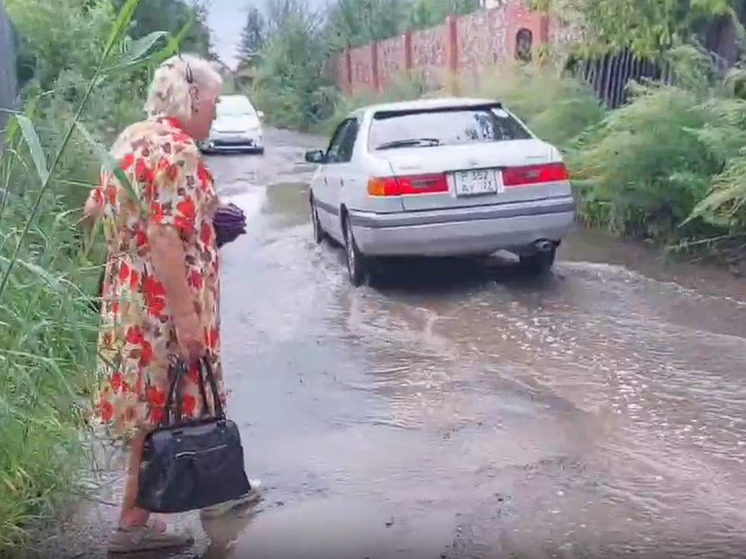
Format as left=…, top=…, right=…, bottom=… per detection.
left=144, top=53, right=223, bottom=122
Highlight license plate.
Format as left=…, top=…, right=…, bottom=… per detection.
left=452, top=169, right=502, bottom=197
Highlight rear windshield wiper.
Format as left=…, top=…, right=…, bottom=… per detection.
left=375, top=138, right=441, bottom=150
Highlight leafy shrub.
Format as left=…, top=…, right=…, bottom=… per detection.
left=568, top=46, right=746, bottom=250
left=569, top=82, right=717, bottom=238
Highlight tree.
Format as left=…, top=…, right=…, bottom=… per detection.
left=408, top=0, right=480, bottom=30
left=324, top=0, right=408, bottom=50
left=238, top=6, right=266, bottom=63
left=121, top=0, right=213, bottom=58
left=253, top=2, right=337, bottom=129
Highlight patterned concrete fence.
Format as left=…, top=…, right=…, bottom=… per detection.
left=330, top=0, right=557, bottom=95
left=0, top=0, right=18, bottom=144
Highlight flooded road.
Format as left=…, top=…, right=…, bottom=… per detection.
left=49, top=129, right=746, bottom=559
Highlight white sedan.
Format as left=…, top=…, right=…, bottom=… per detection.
left=200, top=94, right=265, bottom=154
left=305, top=97, right=576, bottom=286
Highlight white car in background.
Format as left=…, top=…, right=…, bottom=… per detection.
left=305, top=97, right=576, bottom=286
left=200, top=94, right=265, bottom=154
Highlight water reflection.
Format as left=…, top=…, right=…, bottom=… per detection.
left=262, top=182, right=310, bottom=227
left=200, top=508, right=261, bottom=559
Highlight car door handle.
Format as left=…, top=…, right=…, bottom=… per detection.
left=323, top=177, right=328, bottom=186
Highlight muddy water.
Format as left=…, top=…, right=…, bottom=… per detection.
left=44, top=129, right=746, bottom=559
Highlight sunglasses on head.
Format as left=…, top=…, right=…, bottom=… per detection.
left=177, top=52, right=194, bottom=84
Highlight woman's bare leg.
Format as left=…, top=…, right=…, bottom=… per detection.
left=118, top=428, right=154, bottom=528
left=108, top=429, right=192, bottom=552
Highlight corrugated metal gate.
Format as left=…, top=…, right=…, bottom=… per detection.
left=565, top=17, right=740, bottom=109
left=566, top=49, right=672, bottom=109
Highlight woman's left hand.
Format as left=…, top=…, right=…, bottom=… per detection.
left=213, top=202, right=246, bottom=248
left=80, top=188, right=104, bottom=229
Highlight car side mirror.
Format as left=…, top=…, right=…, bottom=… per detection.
left=305, top=149, right=326, bottom=164
left=257, top=110, right=265, bottom=119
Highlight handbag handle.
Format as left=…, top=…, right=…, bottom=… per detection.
left=199, top=358, right=225, bottom=419
left=162, top=356, right=225, bottom=426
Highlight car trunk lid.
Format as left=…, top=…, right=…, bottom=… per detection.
left=378, top=139, right=564, bottom=211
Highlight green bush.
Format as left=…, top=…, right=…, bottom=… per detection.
left=250, top=9, right=339, bottom=132
left=569, top=82, right=716, bottom=238
left=569, top=46, right=746, bottom=251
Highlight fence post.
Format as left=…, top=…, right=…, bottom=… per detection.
left=537, top=13, right=550, bottom=44
left=445, top=15, right=459, bottom=94
left=344, top=49, right=353, bottom=94
left=371, top=42, right=380, bottom=92
left=404, top=31, right=413, bottom=78
left=537, top=12, right=550, bottom=63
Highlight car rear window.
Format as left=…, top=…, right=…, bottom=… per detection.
left=368, top=106, right=532, bottom=151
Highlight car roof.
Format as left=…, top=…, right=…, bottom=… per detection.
left=353, top=96, right=500, bottom=117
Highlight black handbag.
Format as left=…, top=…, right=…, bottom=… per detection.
left=135, top=357, right=251, bottom=513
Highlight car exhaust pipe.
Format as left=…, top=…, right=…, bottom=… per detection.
left=534, top=239, right=555, bottom=253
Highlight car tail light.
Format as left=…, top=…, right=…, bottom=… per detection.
left=368, top=173, right=448, bottom=197
left=502, top=162, right=569, bottom=187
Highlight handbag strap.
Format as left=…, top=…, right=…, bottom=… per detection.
left=196, top=364, right=211, bottom=419
left=200, top=357, right=225, bottom=419
left=161, top=356, right=224, bottom=425
left=163, top=359, right=186, bottom=426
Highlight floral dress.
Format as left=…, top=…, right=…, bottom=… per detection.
left=90, top=116, right=225, bottom=439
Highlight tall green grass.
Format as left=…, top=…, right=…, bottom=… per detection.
left=0, top=0, right=179, bottom=551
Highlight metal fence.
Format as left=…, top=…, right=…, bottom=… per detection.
left=0, top=0, right=18, bottom=145
left=566, top=17, right=740, bottom=109
left=566, top=49, right=672, bottom=109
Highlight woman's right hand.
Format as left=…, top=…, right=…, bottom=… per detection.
left=174, top=311, right=206, bottom=363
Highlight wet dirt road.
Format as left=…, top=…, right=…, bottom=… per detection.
left=50, top=129, right=746, bottom=559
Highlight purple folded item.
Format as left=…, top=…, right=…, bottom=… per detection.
left=213, top=202, right=247, bottom=248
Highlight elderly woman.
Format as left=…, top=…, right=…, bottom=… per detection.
left=83, top=54, right=259, bottom=554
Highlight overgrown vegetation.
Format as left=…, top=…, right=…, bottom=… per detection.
left=0, top=0, right=205, bottom=551
left=245, top=0, right=746, bottom=263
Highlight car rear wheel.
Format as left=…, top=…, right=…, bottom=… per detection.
left=310, top=198, right=325, bottom=244
left=519, top=246, right=556, bottom=275
left=343, top=214, right=366, bottom=286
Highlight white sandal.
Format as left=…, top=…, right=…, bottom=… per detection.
left=108, top=519, right=194, bottom=554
